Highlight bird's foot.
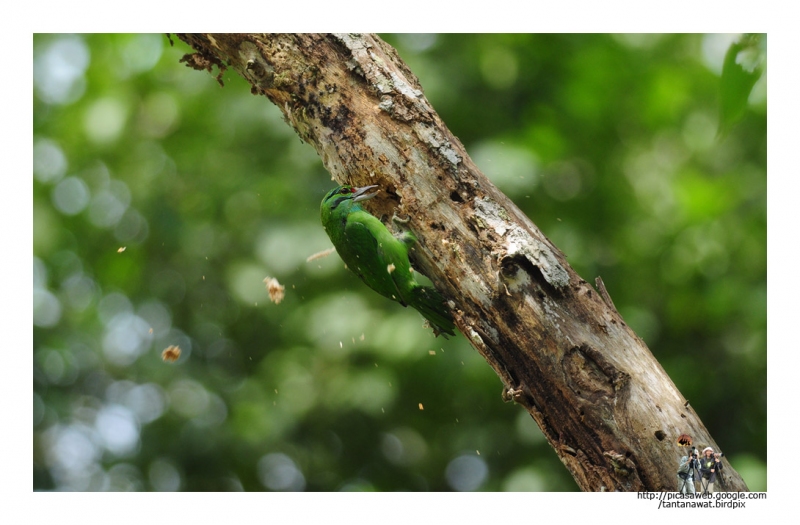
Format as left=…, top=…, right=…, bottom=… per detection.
left=501, top=384, right=533, bottom=408
left=390, top=213, right=417, bottom=247
left=392, top=212, right=411, bottom=225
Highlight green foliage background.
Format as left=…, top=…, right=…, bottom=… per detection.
left=33, top=34, right=766, bottom=492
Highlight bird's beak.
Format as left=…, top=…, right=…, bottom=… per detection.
left=352, top=185, right=379, bottom=202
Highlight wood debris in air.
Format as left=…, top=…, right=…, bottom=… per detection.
left=263, top=277, right=285, bottom=304
left=162, top=345, right=181, bottom=363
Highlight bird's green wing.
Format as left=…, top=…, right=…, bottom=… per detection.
left=343, top=210, right=415, bottom=305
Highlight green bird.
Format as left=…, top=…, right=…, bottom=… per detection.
left=320, top=184, right=456, bottom=337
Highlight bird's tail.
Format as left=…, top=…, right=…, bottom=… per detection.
left=409, top=285, right=456, bottom=338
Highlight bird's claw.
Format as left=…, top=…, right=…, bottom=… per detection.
left=392, top=212, right=411, bottom=225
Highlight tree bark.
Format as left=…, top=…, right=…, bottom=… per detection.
left=176, top=33, right=748, bottom=492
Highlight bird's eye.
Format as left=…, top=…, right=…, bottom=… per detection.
left=340, top=187, right=353, bottom=194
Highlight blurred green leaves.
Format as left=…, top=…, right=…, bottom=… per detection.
left=719, top=34, right=766, bottom=135
left=33, top=34, right=765, bottom=492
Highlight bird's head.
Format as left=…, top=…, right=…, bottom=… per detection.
left=320, top=184, right=379, bottom=221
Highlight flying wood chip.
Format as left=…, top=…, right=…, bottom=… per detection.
left=306, top=247, right=336, bottom=262
left=162, top=345, right=181, bottom=362
left=263, top=277, right=285, bottom=304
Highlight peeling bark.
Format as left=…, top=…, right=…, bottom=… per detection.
left=176, top=33, right=748, bottom=492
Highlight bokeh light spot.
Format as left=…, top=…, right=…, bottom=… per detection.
left=84, top=97, right=129, bottom=144
left=120, top=33, right=164, bottom=76
left=502, top=467, right=546, bottom=491
left=381, top=427, right=428, bottom=466
left=101, top=312, right=153, bottom=366
left=471, top=141, right=539, bottom=197
left=445, top=454, right=488, bottom=491
left=257, top=453, right=306, bottom=491
left=148, top=458, right=182, bottom=492
left=34, top=138, right=68, bottom=183
left=33, top=288, right=62, bottom=328
left=34, top=35, right=90, bottom=105
left=95, top=404, right=141, bottom=456
left=480, top=46, right=519, bottom=90
left=88, top=181, right=131, bottom=228
left=169, top=379, right=210, bottom=419
left=51, top=176, right=91, bottom=216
